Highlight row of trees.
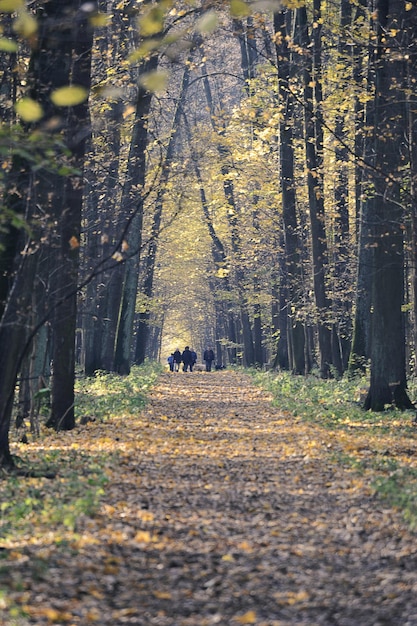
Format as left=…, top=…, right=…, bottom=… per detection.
left=0, top=0, right=416, bottom=467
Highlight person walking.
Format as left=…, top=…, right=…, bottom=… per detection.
left=190, top=348, right=197, bottom=369
left=167, top=353, right=175, bottom=372
left=203, top=346, right=215, bottom=371
left=182, top=346, right=194, bottom=372
left=173, top=348, right=182, bottom=372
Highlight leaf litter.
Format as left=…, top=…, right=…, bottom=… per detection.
left=2, top=370, right=417, bottom=625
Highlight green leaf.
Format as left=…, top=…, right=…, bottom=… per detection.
left=13, top=11, right=38, bottom=37
left=128, top=39, right=160, bottom=63
left=15, top=98, right=43, bottom=122
left=50, top=85, right=88, bottom=107
left=138, top=7, right=164, bottom=36
left=90, top=12, right=109, bottom=27
left=230, top=0, right=251, bottom=17
left=252, top=0, right=282, bottom=10
left=138, top=70, right=168, bottom=93
left=0, top=0, right=24, bottom=12
left=0, top=37, right=18, bottom=52
left=196, top=11, right=219, bottom=34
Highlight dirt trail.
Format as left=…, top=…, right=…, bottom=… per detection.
left=5, top=370, right=417, bottom=625
left=96, top=370, right=417, bottom=626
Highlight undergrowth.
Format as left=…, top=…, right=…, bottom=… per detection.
left=251, top=369, right=417, bottom=529
left=1, top=362, right=162, bottom=545
left=75, top=361, right=163, bottom=421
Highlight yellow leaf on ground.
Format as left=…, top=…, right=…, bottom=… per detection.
left=153, top=591, right=172, bottom=599
left=235, top=610, right=257, bottom=624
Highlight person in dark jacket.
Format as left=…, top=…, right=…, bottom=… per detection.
left=173, top=348, right=182, bottom=372
left=203, top=347, right=215, bottom=371
left=190, top=349, right=197, bottom=367
left=182, top=346, right=194, bottom=372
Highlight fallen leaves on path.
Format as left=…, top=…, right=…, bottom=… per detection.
left=2, top=371, right=417, bottom=625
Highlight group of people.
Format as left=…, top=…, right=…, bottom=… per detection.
left=167, top=346, right=215, bottom=372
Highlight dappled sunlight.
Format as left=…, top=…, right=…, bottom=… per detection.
left=3, top=370, right=417, bottom=625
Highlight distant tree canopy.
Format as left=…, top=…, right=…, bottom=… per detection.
left=0, top=0, right=417, bottom=466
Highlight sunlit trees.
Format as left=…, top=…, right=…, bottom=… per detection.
left=4, top=0, right=417, bottom=469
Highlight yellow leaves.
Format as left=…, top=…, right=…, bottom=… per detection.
left=137, top=509, right=155, bottom=522
left=146, top=8, right=167, bottom=35
left=0, top=37, right=18, bottom=51
left=234, top=610, right=257, bottom=624
left=112, top=608, right=139, bottom=618
left=196, top=11, right=219, bottom=34
left=0, top=0, right=24, bottom=12
left=138, top=70, right=168, bottom=94
left=15, top=97, right=43, bottom=122
left=128, top=39, right=160, bottom=63
left=51, top=85, right=88, bottom=107
left=230, top=0, right=251, bottom=18
left=89, top=12, right=109, bottom=28
left=133, top=530, right=153, bottom=543
left=273, top=590, right=310, bottom=605
left=153, top=590, right=172, bottom=599
left=24, top=606, right=73, bottom=623
left=12, top=10, right=37, bottom=37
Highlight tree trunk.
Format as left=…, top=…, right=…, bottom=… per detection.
left=364, top=0, right=413, bottom=410
left=134, top=45, right=195, bottom=364
left=113, top=55, right=158, bottom=375
left=49, top=2, right=94, bottom=430
left=332, top=0, right=353, bottom=374
left=199, top=55, right=255, bottom=366
left=0, top=0, right=88, bottom=464
left=348, top=2, right=374, bottom=375
left=274, top=8, right=305, bottom=374
left=297, top=4, right=333, bottom=378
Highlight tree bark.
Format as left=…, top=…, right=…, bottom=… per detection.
left=297, top=5, right=333, bottom=378
left=49, top=2, right=94, bottom=430
left=134, top=44, right=195, bottom=365
left=364, top=0, right=413, bottom=410
left=112, top=54, right=158, bottom=374
left=274, top=8, right=305, bottom=374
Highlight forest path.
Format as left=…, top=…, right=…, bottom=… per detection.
left=95, top=370, right=417, bottom=625
left=4, top=370, right=417, bottom=625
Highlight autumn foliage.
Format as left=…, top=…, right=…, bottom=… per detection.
left=2, top=368, right=417, bottom=624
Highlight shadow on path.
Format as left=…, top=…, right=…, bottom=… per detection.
left=3, top=370, right=417, bottom=625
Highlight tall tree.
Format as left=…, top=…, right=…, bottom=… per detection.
left=200, top=57, right=255, bottom=366
left=332, top=0, right=353, bottom=374
left=0, top=0, right=94, bottom=464
left=111, top=53, right=158, bottom=374
left=83, top=4, right=128, bottom=375
left=297, top=4, right=333, bottom=378
left=48, top=1, right=95, bottom=430
left=364, top=0, right=413, bottom=410
left=274, top=8, right=305, bottom=374
left=134, top=44, right=195, bottom=365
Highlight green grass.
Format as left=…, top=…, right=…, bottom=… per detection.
left=251, top=368, right=417, bottom=529
left=75, top=361, right=163, bottom=421
left=1, top=362, right=162, bottom=543
left=251, top=369, right=416, bottom=431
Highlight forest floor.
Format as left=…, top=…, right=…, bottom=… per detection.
left=2, top=370, right=417, bottom=625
